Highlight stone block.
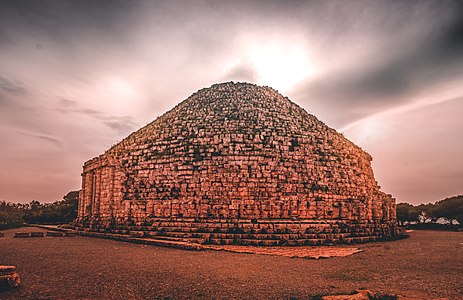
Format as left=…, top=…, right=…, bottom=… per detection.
left=46, top=231, right=64, bottom=237
left=30, top=232, right=44, bottom=238
left=14, top=232, right=30, bottom=238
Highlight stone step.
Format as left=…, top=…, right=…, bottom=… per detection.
left=131, top=224, right=379, bottom=233
left=72, top=223, right=396, bottom=246
left=86, top=225, right=378, bottom=237
left=98, top=225, right=381, bottom=239
left=14, top=232, right=30, bottom=238
left=142, top=230, right=361, bottom=240
left=46, top=231, right=64, bottom=237
left=343, top=236, right=381, bottom=243
left=144, top=234, right=184, bottom=242
left=129, top=225, right=339, bottom=234
left=129, top=237, right=203, bottom=251
left=141, top=229, right=382, bottom=246
left=70, top=230, right=204, bottom=251
left=30, top=232, right=44, bottom=238
left=101, top=224, right=388, bottom=245
left=147, top=218, right=344, bottom=225
left=140, top=232, right=207, bottom=243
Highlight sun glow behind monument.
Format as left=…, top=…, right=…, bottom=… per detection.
left=245, top=40, right=314, bottom=92
left=99, top=77, right=139, bottom=111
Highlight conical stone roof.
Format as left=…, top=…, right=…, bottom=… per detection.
left=77, top=82, right=399, bottom=245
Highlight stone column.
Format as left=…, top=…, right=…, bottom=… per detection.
left=84, top=171, right=94, bottom=217
left=92, top=168, right=101, bottom=217
left=108, top=167, right=116, bottom=219
left=78, top=172, right=86, bottom=219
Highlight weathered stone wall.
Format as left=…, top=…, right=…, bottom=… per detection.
left=75, top=82, right=399, bottom=245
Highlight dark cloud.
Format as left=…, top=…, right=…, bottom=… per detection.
left=0, top=0, right=137, bottom=44
left=437, top=2, right=463, bottom=55
left=293, top=1, right=463, bottom=128
left=0, top=77, right=26, bottom=95
left=75, top=110, right=138, bottom=133
left=16, top=130, right=62, bottom=146
left=54, top=96, right=138, bottom=131
left=55, top=101, right=139, bottom=134
left=35, top=134, right=61, bottom=145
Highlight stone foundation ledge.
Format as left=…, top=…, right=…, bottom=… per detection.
left=68, top=227, right=405, bottom=247
left=29, top=224, right=204, bottom=251
left=29, top=224, right=407, bottom=254
left=29, top=225, right=371, bottom=259
left=73, top=218, right=403, bottom=246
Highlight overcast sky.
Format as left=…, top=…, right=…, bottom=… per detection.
left=0, top=0, right=462, bottom=204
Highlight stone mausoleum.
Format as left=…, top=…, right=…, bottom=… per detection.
left=75, top=82, right=400, bottom=245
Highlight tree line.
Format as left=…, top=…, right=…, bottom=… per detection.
left=0, top=191, right=78, bottom=230
left=1, top=191, right=462, bottom=230
left=396, top=195, right=463, bottom=228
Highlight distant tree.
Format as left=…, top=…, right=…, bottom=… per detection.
left=0, top=201, right=24, bottom=229
left=30, top=200, right=41, bottom=211
left=0, top=191, right=80, bottom=229
left=23, top=191, right=79, bottom=224
left=23, top=200, right=43, bottom=223
left=396, top=195, right=463, bottom=230
left=415, top=203, right=437, bottom=223
left=432, top=195, right=463, bottom=226
left=396, top=203, right=419, bottom=225
left=59, top=191, right=79, bottom=222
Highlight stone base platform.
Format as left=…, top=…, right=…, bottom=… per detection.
left=31, top=225, right=366, bottom=258
left=74, top=218, right=403, bottom=246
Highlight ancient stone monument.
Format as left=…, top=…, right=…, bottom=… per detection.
left=75, top=82, right=399, bottom=245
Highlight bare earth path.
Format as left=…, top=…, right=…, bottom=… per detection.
left=0, top=227, right=462, bottom=299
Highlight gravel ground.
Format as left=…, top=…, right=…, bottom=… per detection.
left=0, top=227, right=462, bottom=299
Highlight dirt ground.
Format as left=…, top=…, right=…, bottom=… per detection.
left=0, top=227, right=462, bottom=299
